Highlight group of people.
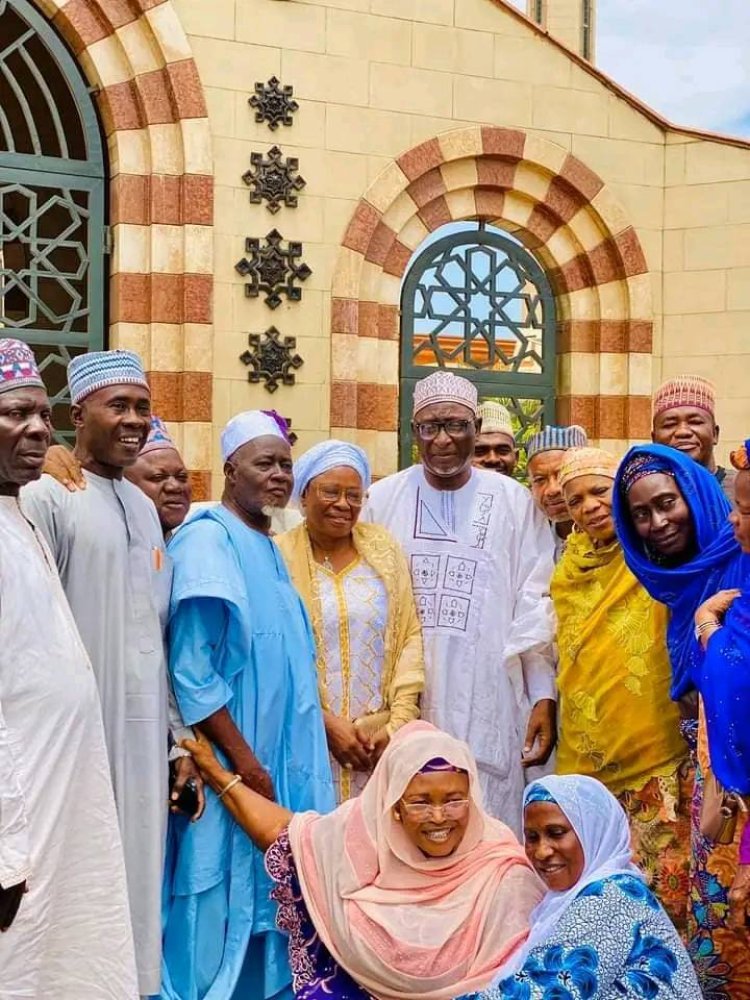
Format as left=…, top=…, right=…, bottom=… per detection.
left=0, top=335, right=747, bottom=1000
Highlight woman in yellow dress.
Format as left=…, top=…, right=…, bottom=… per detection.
left=276, top=440, right=425, bottom=802
left=551, top=447, right=692, bottom=932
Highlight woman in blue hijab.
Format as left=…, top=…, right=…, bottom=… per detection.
left=613, top=442, right=750, bottom=997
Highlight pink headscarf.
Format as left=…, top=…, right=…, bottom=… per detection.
left=288, top=722, right=542, bottom=999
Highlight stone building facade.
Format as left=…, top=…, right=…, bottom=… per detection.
left=1, top=0, right=749, bottom=497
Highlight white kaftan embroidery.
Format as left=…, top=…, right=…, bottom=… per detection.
left=364, top=466, right=555, bottom=831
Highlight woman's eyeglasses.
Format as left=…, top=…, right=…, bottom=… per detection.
left=413, top=419, right=473, bottom=441
left=314, top=485, right=365, bottom=507
left=399, top=799, right=470, bottom=820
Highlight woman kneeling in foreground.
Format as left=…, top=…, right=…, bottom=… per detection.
left=469, top=775, right=701, bottom=1000
left=184, top=721, right=542, bottom=1000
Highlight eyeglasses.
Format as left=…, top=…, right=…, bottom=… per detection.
left=314, top=484, right=365, bottom=507
left=414, top=419, right=473, bottom=441
left=399, top=799, right=470, bottom=821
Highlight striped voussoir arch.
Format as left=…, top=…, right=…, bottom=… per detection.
left=329, top=125, right=654, bottom=479
left=33, top=0, right=214, bottom=500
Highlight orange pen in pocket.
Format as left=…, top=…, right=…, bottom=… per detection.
left=152, top=547, right=164, bottom=571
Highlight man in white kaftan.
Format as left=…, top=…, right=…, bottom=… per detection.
left=22, top=350, right=200, bottom=998
left=364, top=373, right=556, bottom=831
left=0, top=338, right=137, bottom=998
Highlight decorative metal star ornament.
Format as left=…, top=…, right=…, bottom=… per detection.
left=248, top=77, right=299, bottom=130
left=239, top=326, right=304, bottom=393
left=242, top=146, right=306, bottom=214
left=235, top=229, right=312, bottom=310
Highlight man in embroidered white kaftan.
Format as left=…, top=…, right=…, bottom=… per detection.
left=21, top=349, right=201, bottom=999
left=0, top=339, right=137, bottom=998
left=363, top=372, right=556, bottom=831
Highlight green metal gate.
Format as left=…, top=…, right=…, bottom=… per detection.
left=0, top=0, right=106, bottom=441
left=399, top=223, right=556, bottom=470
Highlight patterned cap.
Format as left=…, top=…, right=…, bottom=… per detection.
left=526, top=424, right=588, bottom=461
left=559, top=447, right=620, bottom=489
left=653, top=375, right=715, bottom=418
left=413, top=371, right=477, bottom=417
left=140, top=415, right=178, bottom=457
left=618, top=452, right=675, bottom=495
left=477, top=401, right=514, bottom=441
left=0, top=338, right=45, bottom=395
left=68, top=350, right=149, bottom=405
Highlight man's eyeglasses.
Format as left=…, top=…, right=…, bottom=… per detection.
left=399, top=799, right=470, bottom=820
left=413, top=419, right=473, bottom=441
left=314, top=484, right=365, bottom=507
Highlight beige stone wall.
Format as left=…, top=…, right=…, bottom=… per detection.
left=663, top=135, right=750, bottom=462
left=172, top=0, right=748, bottom=487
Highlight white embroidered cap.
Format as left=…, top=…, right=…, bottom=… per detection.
left=413, top=371, right=478, bottom=417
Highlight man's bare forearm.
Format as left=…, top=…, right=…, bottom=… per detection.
left=197, top=707, right=274, bottom=799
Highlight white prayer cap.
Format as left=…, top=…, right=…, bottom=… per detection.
left=221, top=409, right=289, bottom=462
left=413, top=371, right=478, bottom=417
left=477, top=401, right=514, bottom=442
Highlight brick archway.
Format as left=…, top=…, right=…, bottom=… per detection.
left=34, top=0, right=213, bottom=499
left=330, top=126, right=653, bottom=478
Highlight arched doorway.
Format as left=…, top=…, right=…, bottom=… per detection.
left=0, top=0, right=106, bottom=442
left=399, top=222, right=556, bottom=468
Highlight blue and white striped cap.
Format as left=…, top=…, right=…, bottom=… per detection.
left=525, top=424, right=588, bottom=461
left=68, top=350, right=149, bottom=405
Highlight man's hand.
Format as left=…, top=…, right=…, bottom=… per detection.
left=325, top=713, right=372, bottom=772
left=170, top=755, right=206, bottom=821
left=232, top=751, right=275, bottom=801
left=522, top=698, right=557, bottom=768
left=43, top=444, right=86, bottom=492
left=728, top=864, right=750, bottom=934
left=0, top=881, right=26, bottom=932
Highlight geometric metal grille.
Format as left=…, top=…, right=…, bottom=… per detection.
left=399, top=223, right=556, bottom=468
left=0, top=0, right=106, bottom=443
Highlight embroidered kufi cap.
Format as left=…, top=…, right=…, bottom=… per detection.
left=68, top=350, right=149, bottom=405
left=653, top=375, right=715, bottom=418
left=292, top=439, right=371, bottom=504
left=413, top=371, right=477, bottom=417
left=526, top=424, right=588, bottom=461
left=221, top=409, right=290, bottom=462
left=559, top=447, right=619, bottom=489
left=139, top=415, right=179, bottom=457
left=730, top=440, right=750, bottom=472
left=0, top=338, right=45, bottom=395
left=477, top=401, right=514, bottom=442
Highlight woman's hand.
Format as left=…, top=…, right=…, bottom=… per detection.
left=695, top=589, right=742, bottom=625
left=728, top=864, right=750, bottom=934
left=324, top=712, right=372, bottom=771
left=368, top=727, right=390, bottom=764
left=181, top=734, right=231, bottom=790
left=43, top=445, right=86, bottom=491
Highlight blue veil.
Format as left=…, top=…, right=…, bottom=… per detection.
left=612, top=443, right=745, bottom=699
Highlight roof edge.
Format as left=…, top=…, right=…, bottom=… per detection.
left=489, top=0, right=750, bottom=151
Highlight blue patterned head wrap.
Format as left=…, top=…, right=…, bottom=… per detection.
left=292, top=439, right=371, bottom=505
left=524, top=782, right=557, bottom=805
left=618, top=453, right=675, bottom=494
left=613, top=443, right=745, bottom=699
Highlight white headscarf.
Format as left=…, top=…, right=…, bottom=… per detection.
left=220, top=410, right=288, bottom=462
left=494, top=774, right=642, bottom=981
left=291, top=439, right=371, bottom=504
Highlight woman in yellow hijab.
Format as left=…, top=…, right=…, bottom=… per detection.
left=551, top=447, right=691, bottom=933
left=276, top=440, right=424, bottom=803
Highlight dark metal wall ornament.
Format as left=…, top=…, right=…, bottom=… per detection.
left=249, top=77, right=299, bottom=130
left=235, top=229, right=312, bottom=309
left=242, top=145, right=306, bottom=214
left=239, top=325, right=304, bottom=393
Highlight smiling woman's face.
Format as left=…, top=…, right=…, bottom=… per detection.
left=394, top=771, right=471, bottom=859
left=562, top=474, right=615, bottom=545
left=626, top=472, right=695, bottom=561
left=523, top=801, right=585, bottom=892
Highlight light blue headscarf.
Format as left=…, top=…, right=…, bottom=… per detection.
left=292, top=439, right=371, bottom=505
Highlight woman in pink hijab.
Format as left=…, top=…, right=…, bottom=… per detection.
left=183, top=721, right=542, bottom=1000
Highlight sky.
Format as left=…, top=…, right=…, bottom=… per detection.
left=509, top=0, right=750, bottom=137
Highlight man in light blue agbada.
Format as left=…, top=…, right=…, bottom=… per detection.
left=161, top=410, right=334, bottom=1000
